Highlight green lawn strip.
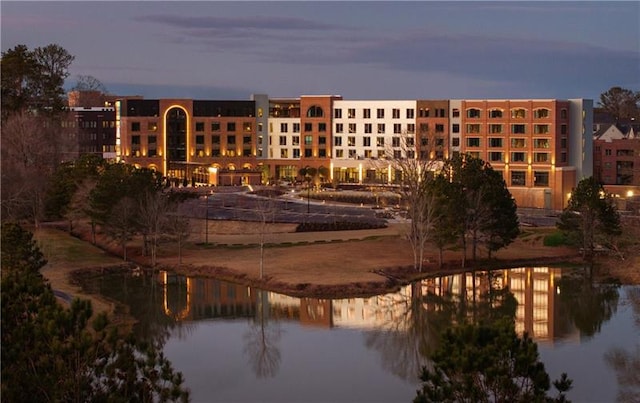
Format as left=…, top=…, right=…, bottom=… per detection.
left=33, top=227, right=122, bottom=269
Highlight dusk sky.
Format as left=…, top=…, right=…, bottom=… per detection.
left=2, top=1, right=639, bottom=101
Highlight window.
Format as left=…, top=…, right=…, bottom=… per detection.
left=452, top=138, right=460, bottom=147
left=466, top=124, right=481, bottom=134
left=280, top=149, right=288, bottom=158
left=377, top=108, right=385, bottom=118
left=534, top=108, right=550, bottom=119
left=407, top=124, right=415, bottom=133
left=318, top=136, right=326, bottom=145
left=305, top=149, right=312, bottom=157
left=376, top=137, right=385, bottom=147
left=435, top=124, right=444, bottom=133
left=227, top=122, right=236, bottom=131
left=363, top=108, right=371, bottom=119
left=560, top=138, right=567, bottom=148
left=419, top=108, right=429, bottom=117
left=467, top=138, right=480, bottom=147
left=280, top=123, right=288, bottom=133
left=377, top=124, right=385, bottom=134
left=534, top=152, right=549, bottom=162
left=435, top=108, right=446, bottom=117
left=147, top=122, right=157, bottom=131
left=489, top=109, right=503, bottom=118
left=489, top=152, right=503, bottom=162
left=392, top=108, right=400, bottom=119
left=561, top=124, right=567, bottom=135
left=511, top=152, right=526, bottom=162
left=534, top=139, right=550, bottom=148
left=392, top=137, right=401, bottom=147
left=363, top=137, right=371, bottom=147
left=511, top=138, right=526, bottom=148
left=292, top=136, right=300, bottom=146
left=467, top=108, right=481, bottom=118
left=511, top=124, right=526, bottom=134
left=304, top=123, right=313, bottom=132
left=452, top=108, right=460, bottom=118
left=195, top=122, right=205, bottom=132
left=212, top=135, right=220, bottom=144
left=335, top=149, right=343, bottom=158
left=489, top=138, right=503, bottom=147
left=132, top=122, right=141, bottom=131
left=534, top=171, right=549, bottom=186
left=348, top=136, right=356, bottom=147
left=293, top=123, right=300, bottom=133
left=318, top=123, right=326, bottom=132
left=243, top=122, right=252, bottom=132
left=511, top=171, right=526, bottom=186
left=348, top=108, right=356, bottom=118
left=334, top=136, right=342, bottom=146
left=393, top=150, right=402, bottom=159
left=452, top=124, right=460, bottom=133
left=334, top=109, right=342, bottom=118
left=406, top=150, right=415, bottom=159
left=304, top=135, right=313, bottom=145
left=227, top=135, right=236, bottom=144
left=406, top=137, right=415, bottom=147
left=279, top=136, right=287, bottom=146
left=378, top=150, right=386, bottom=158
left=605, top=149, right=612, bottom=156
left=560, top=109, right=567, bottom=119
left=307, top=105, right=323, bottom=117
left=394, top=124, right=402, bottom=134
left=212, top=122, right=221, bottom=131
left=406, top=108, right=414, bottom=119
left=293, top=149, right=301, bottom=158
left=349, top=149, right=357, bottom=158
left=490, top=124, right=503, bottom=134
left=534, top=124, right=549, bottom=134
left=349, top=123, right=356, bottom=133
left=336, top=123, right=343, bottom=133
left=148, top=135, right=157, bottom=157
left=435, top=138, right=444, bottom=146
left=365, top=123, right=372, bottom=134
left=196, top=135, right=204, bottom=145
left=420, top=123, right=429, bottom=133
left=511, top=108, right=526, bottom=119
left=318, top=149, right=327, bottom=157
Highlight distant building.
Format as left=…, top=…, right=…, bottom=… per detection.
left=115, top=94, right=593, bottom=210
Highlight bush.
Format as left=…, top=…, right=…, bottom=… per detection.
left=295, top=221, right=386, bottom=232
left=543, top=231, right=569, bottom=247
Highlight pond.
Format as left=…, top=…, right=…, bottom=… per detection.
left=80, top=267, right=639, bottom=403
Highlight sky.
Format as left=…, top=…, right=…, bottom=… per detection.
left=1, top=1, right=639, bottom=102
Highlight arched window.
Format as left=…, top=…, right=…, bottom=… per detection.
left=489, top=109, right=503, bottom=118
left=533, top=108, right=550, bottom=119
left=466, top=108, right=481, bottom=118
left=307, top=105, right=324, bottom=118
left=511, top=108, right=526, bottom=119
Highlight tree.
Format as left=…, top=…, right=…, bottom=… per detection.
left=104, top=197, right=138, bottom=261
left=557, top=177, right=622, bottom=260
left=71, top=74, right=107, bottom=93
left=166, top=213, right=191, bottom=265
left=0, top=43, right=74, bottom=117
left=427, top=174, right=463, bottom=268
left=137, top=191, right=171, bottom=267
left=599, top=86, right=640, bottom=122
left=444, top=154, right=520, bottom=265
left=1, top=223, right=189, bottom=402
left=415, top=318, right=572, bottom=403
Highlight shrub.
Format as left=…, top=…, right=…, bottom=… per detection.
left=543, top=231, right=569, bottom=247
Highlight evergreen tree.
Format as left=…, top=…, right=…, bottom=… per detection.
left=415, top=318, right=572, bottom=403
left=1, top=223, right=190, bottom=402
left=557, top=177, right=621, bottom=260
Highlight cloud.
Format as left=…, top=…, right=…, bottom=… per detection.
left=134, top=14, right=341, bottom=31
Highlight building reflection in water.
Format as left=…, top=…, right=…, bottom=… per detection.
left=160, top=267, right=578, bottom=343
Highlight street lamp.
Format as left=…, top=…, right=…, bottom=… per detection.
left=305, top=166, right=311, bottom=214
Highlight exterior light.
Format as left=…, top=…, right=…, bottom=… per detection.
left=626, top=190, right=634, bottom=198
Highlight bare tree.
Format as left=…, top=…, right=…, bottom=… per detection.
left=104, top=197, right=137, bottom=261
left=165, top=213, right=191, bottom=265
left=137, top=191, right=170, bottom=268
left=64, top=178, right=97, bottom=233
left=254, top=194, right=276, bottom=279
left=243, top=290, right=282, bottom=378
left=379, top=132, right=441, bottom=272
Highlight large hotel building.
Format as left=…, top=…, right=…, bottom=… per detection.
left=114, top=95, right=594, bottom=210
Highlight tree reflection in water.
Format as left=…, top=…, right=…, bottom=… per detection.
left=364, top=271, right=517, bottom=381
left=605, top=287, right=640, bottom=403
left=243, top=289, right=282, bottom=378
